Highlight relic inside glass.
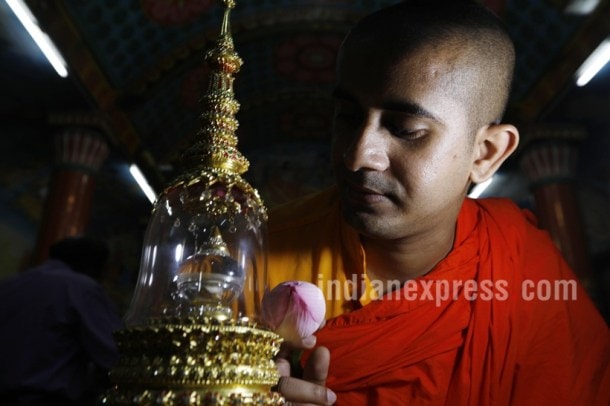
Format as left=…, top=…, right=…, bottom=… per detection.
left=102, top=1, right=283, bottom=404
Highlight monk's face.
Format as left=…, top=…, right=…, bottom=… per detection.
left=332, top=42, right=482, bottom=241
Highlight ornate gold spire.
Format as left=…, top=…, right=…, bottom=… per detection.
left=101, top=2, right=281, bottom=404
left=168, top=0, right=267, bottom=226
left=180, top=0, right=248, bottom=176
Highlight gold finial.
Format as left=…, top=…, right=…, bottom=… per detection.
left=165, top=0, right=266, bottom=225
left=180, top=0, right=248, bottom=175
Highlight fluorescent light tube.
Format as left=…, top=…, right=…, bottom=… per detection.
left=564, top=0, right=600, bottom=15
left=468, top=177, right=494, bottom=199
left=575, top=38, right=610, bottom=87
left=129, top=164, right=157, bottom=204
left=6, top=0, right=68, bottom=77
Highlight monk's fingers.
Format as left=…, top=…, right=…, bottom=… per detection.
left=275, top=357, right=291, bottom=377
left=300, top=335, right=317, bottom=349
left=278, top=335, right=317, bottom=353
left=276, top=343, right=291, bottom=361
left=302, top=346, right=330, bottom=386
left=276, top=376, right=336, bottom=406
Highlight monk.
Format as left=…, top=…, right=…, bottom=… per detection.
left=267, top=0, right=610, bottom=405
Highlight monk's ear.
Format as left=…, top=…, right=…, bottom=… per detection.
left=470, top=123, right=519, bottom=184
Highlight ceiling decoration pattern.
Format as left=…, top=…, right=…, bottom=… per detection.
left=50, top=0, right=588, bottom=163
left=504, top=0, right=584, bottom=101
left=513, top=0, right=610, bottom=122
left=62, top=0, right=212, bottom=88
left=20, top=0, right=608, bottom=211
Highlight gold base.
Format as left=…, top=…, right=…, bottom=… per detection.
left=102, top=317, right=284, bottom=405
left=100, top=387, right=284, bottom=405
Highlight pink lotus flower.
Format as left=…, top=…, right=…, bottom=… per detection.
left=262, top=281, right=326, bottom=345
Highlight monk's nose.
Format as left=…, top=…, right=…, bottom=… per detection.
left=342, top=124, right=390, bottom=172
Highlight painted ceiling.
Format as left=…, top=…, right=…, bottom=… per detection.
left=1, top=0, right=609, bottom=275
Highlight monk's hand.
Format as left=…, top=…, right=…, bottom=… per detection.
left=274, top=336, right=336, bottom=405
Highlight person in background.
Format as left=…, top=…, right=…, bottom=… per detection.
left=267, top=0, right=610, bottom=404
left=0, top=237, right=124, bottom=405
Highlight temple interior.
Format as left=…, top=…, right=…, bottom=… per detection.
left=0, top=0, right=609, bottom=321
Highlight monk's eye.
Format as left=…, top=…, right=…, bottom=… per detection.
left=386, top=121, right=427, bottom=141
left=391, top=128, right=427, bottom=140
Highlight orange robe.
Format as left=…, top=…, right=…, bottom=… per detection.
left=267, top=187, right=609, bottom=405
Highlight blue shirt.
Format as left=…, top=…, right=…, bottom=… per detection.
left=0, top=260, right=124, bottom=401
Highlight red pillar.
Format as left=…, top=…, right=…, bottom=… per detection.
left=520, top=131, right=592, bottom=285
left=33, top=127, right=109, bottom=264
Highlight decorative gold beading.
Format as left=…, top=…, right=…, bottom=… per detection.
left=102, top=318, right=283, bottom=405
left=102, top=1, right=280, bottom=404
left=164, top=0, right=266, bottom=226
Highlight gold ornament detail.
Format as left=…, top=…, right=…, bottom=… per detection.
left=179, top=0, right=247, bottom=177
left=102, top=1, right=280, bottom=404
left=167, top=0, right=266, bottom=225
left=101, top=318, right=283, bottom=405
left=165, top=169, right=266, bottom=227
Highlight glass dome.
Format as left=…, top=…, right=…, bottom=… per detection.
left=124, top=175, right=268, bottom=326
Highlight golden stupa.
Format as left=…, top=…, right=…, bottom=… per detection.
left=101, top=1, right=284, bottom=404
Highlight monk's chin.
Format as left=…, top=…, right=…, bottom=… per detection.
left=340, top=204, right=393, bottom=238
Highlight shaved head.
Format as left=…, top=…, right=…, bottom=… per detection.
left=340, top=0, right=515, bottom=132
